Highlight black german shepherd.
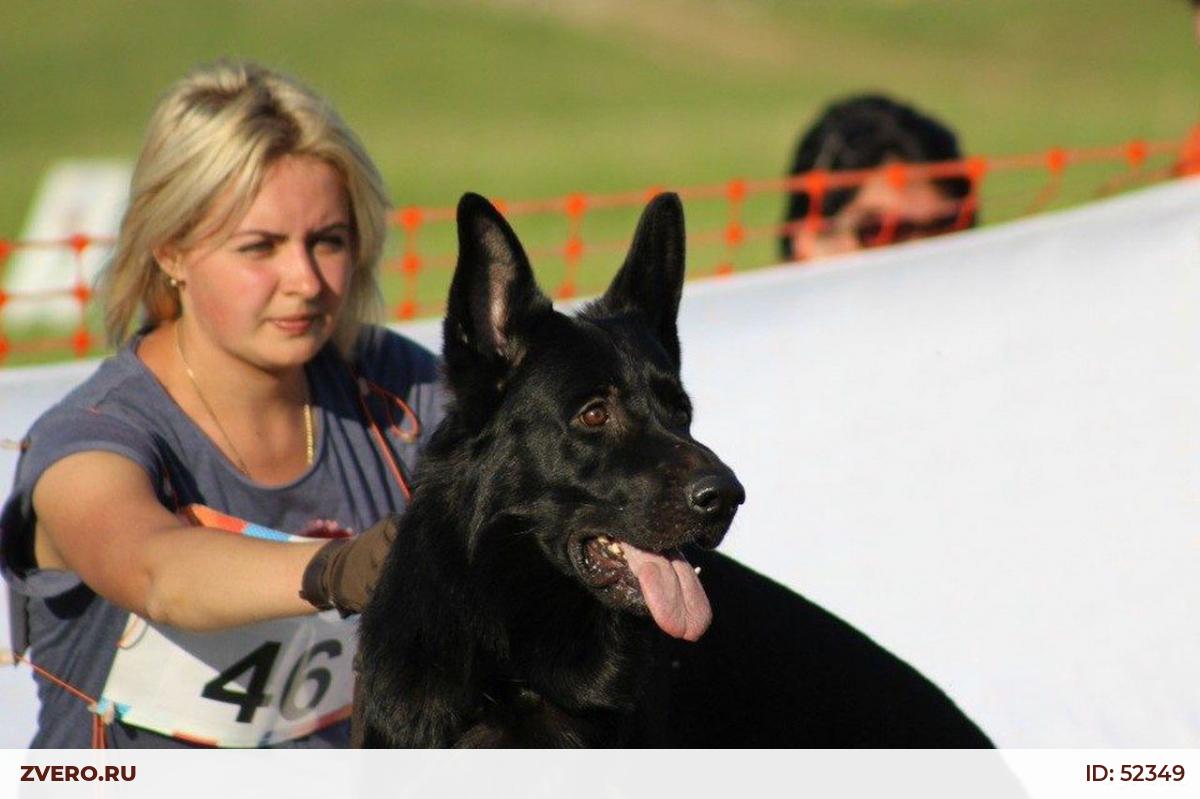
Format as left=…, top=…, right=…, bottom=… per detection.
left=356, top=192, right=744, bottom=747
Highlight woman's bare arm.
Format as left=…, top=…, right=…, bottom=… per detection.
left=32, top=450, right=323, bottom=632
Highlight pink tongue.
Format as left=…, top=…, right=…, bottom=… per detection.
left=622, top=544, right=711, bottom=641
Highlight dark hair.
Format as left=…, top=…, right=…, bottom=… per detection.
left=780, top=93, right=970, bottom=260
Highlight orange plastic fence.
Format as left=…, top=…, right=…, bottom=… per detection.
left=1, top=129, right=1198, bottom=365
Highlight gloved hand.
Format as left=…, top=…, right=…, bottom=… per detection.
left=300, top=514, right=401, bottom=615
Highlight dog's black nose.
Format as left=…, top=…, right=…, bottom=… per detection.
left=686, top=472, right=746, bottom=518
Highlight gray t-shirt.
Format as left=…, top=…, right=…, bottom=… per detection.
left=0, top=325, right=446, bottom=748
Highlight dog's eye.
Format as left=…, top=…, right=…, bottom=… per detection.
left=579, top=402, right=610, bottom=428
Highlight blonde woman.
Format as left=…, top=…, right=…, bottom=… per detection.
left=0, top=61, right=444, bottom=747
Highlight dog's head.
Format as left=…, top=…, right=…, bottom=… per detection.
left=442, top=192, right=744, bottom=641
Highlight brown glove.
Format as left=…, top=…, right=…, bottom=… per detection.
left=299, top=514, right=401, bottom=615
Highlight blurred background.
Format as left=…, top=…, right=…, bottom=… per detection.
left=0, top=0, right=1197, bottom=362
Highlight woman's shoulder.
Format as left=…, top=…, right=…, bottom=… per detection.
left=30, top=345, right=157, bottom=433
left=347, top=324, right=442, bottom=389
left=332, top=324, right=448, bottom=438
left=20, top=346, right=164, bottom=476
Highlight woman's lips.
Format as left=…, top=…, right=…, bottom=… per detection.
left=270, top=314, right=320, bottom=334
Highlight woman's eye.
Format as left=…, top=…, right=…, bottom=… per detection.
left=579, top=402, right=609, bottom=428
left=238, top=240, right=273, bottom=255
left=313, top=235, right=348, bottom=253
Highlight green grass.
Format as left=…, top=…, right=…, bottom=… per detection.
left=1, top=0, right=1197, bottom=364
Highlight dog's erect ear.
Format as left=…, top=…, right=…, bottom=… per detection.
left=601, top=192, right=686, bottom=366
left=445, top=193, right=551, bottom=378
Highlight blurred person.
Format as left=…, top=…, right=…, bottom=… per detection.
left=780, top=93, right=974, bottom=262
left=0, top=61, right=446, bottom=748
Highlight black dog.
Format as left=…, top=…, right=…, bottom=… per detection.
left=356, top=192, right=744, bottom=747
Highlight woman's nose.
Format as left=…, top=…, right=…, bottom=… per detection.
left=282, top=243, right=323, bottom=297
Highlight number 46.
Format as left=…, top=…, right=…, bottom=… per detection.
left=201, top=639, right=342, bottom=723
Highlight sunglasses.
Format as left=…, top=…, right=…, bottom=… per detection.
left=851, top=212, right=966, bottom=248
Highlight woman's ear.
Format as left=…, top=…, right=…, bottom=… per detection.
left=153, top=244, right=185, bottom=284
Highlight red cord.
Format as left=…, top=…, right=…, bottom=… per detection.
left=353, top=375, right=422, bottom=500
left=14, top=651, right=108, bottom=748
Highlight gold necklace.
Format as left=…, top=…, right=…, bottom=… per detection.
left=175, top=325, right=313, bottom=477
left=304, top=401, right=314, bottom=467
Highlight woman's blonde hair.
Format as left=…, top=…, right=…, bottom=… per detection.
left=101, top=60, right=388, bottom=354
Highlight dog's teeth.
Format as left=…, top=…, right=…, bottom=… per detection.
left=693, top=566, right=702, bottom=575
left=607, top=543, right=623, bottom=557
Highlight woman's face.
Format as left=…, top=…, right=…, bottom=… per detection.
left=169, top=155, right=353, bottom=372
left=792, top=167, right=964, bottom=260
